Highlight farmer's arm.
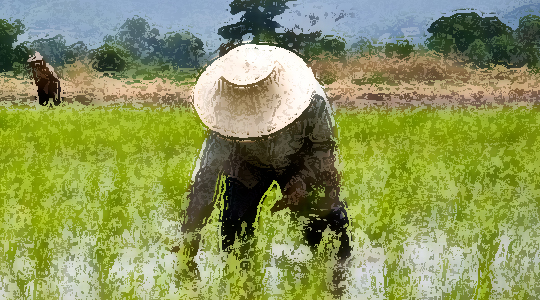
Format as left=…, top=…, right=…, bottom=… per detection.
left=43, top=65, right=61, bottom=103
left=50, top=77, right=61, bottom=102
left=30, top=67, right=39, bottom=84
left=307, top=92, right=338, bottom=145
left=306, top=92, right=342, bottom=206
left=183, top=133, right=232, bottom=233
left=177, top=133, right=231, bottom=273
left=30, top=64, right=46, bottom=88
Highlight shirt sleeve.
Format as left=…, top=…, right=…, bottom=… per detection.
left=306, top=89, right=338, bottom=145
left=183, top=133, right=231, bottom=232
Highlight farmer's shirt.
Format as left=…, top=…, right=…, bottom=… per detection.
left=198, top=90, right=337, bottom=178
left=183, top=88, right=340, bottom=231
left=242, top=91, right=336, bottom=169
left=31, top=62, right=59, bottom=95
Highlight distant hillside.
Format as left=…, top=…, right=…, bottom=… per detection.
left=500, top=3, right=540, bottom=29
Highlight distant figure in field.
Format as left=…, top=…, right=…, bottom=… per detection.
left=28, top=52, right=62, bottom=106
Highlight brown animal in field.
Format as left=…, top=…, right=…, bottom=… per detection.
left=28, top=52, right=62, bottom=106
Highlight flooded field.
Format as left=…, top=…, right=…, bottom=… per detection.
left=0, top=105, right=539, bottom=299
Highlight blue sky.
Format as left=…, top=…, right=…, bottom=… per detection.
left=1, top=0, right=539, bottom=52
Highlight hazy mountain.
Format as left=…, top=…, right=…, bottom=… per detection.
left=500, top=3, right=540, bottom=29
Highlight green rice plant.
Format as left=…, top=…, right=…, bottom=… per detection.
left=0, top=104, right=539, bottom=299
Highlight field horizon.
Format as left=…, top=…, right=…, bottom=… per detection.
left=2, top=52, right=540, bottom=110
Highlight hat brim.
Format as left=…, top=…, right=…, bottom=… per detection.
left=194, top=44, right=318, bottom=139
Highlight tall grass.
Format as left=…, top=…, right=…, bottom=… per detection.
left=0, top=105, right=539, bottom=299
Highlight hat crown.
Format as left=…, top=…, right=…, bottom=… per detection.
left=194, top=44, right=321, bottom=139
left=221, top=46, right=276, bottom=85
left=27, top=51, right=44, bottom=62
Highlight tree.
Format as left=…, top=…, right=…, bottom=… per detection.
left=217, top=0, right=347, bottom=65
left=427, top=13, right=512, bottom=53
left=425, top=32, right=457, bottom=55
left=301, top=34, right=347, bottom=62
left=89, top=42, right=130, bottom=72
left=515, top=14, right=540, bottom=68
left=90, top=16, right=206, bottom=72
left=0, top=19, right=25, bottom=72
left=426, top=12, right=515, bottom=66
left=28, top=34, right=68, bottom=67
left=350, top=38, right=373, bottom=56
left=490, top=35, right=525, bottom=67
left=218, top=0, right=295, bottom=55
left=64, top=41, right=88, bottom=64
left=384, top=40, right=414, bottom=59
left=115, top=16, right=162, bottom=64
left=161, top=31, right=204, bottom=68
left=465, top=39, right=491, bottom=67
left=516, top=14, right=540, bottom=47
left=12, top=42, right=32, bottom=65
left=11, top=42, right=32, bottom=77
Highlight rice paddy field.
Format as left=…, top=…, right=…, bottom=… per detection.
left=0, top=103, right=539, bottom=299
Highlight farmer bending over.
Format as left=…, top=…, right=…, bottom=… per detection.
left=179, top=44, right=352, bottom=295
left=28, top=52, right=62, bottom=106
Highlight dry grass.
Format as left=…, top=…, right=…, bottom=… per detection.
left=2, top=52, right=540, bottom=109
left=0, top=60, right=194, bottom=108
left=313, top=51, right=540, bottom=109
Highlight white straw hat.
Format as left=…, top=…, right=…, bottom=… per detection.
left=193, top=44, right=319, bottom=139
left=27, top=51, right=44, bottom=62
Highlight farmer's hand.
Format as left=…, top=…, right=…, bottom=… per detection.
left=171, top=232, right=201, bottom=281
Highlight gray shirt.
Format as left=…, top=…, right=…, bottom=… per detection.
left=185, top=90, right=340, bottom=232
left=200, top=91, right=337, bottom=170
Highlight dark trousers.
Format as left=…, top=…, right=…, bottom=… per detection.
left=38, top=90, right=49, bottom=106
left=37, top=85, right=61, bottom=106
left=184, top=132, right=351, bottom=263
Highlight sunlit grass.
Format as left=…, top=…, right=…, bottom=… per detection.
left=0, top=105, right=539, bottom=299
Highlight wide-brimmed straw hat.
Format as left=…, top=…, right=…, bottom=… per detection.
left=27, top=51, right=44, bottom=63
left=193, top=44, right=319, bottom=139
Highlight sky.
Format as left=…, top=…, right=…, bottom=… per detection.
left=1, top=0, right=540, bottom=53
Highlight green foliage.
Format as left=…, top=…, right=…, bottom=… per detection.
left=350, top=37, right=373, bottom=56
left=465, top=39, right=491, bottom=68
left=11, top=42, right=31, bottom=65
left=89, top=42, right=131, bottom=72
left=218, top=0, right=293, bottom=42
left=516, top=15, right=540, bottom=69
left=384, top=40, right=414, bottom=59
left=427, top=13, right=513, bottom=53
left=516, top=14, right=540, bottom=48
left=490, top=35, right=515, bottom=65
left=425, top=12, right=540, bottom=68
left=276, top=29, right=319, bottom=50
left=217, top=0, right=300, bottom=55
left=15, top=35, right=89, bottom=74
left=217, top=0, right=347, bottom=64
left=11, top=38, right=88, bottom=78
left=64, top=41, right=88, bottom=64
left=27, top=34, right=69, bottom=68
left=301, top=34, right=347, bottom=62
left=97, top=16, right=205, bottom=70
left=0, top=19, right=25, bottom=72
left=162, top=31, right=205, bottom=68
left=114, top=16, right=162, bottom=64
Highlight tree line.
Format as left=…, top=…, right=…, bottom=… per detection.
left=217, top=1, right=540, bottom=70
left=425, top=12, right=540, bottom=68
left=350, top=12, right=540, bottom=69
left=0, top=16, right=205, bottom=74
left=1, top=1, right=540, bottom=75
